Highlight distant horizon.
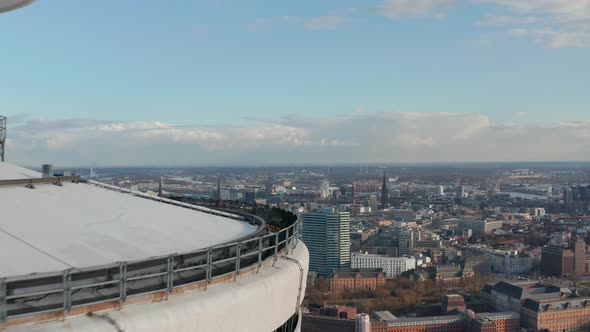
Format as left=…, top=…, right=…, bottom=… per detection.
left=17, top=160, right=590, bottom=171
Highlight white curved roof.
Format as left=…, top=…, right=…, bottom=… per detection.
left=5, top=243, right=310, bottom=332
left=0, top=0, right=34, bottom=13
left=0, top=162, right=256, bottom=277
left=0, top=162, right=41, bottom=180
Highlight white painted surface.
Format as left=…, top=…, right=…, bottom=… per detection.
left=351, top=252, right=416, bottom=278
left=0, top=162, right=41, bottom=180
left=0, top=172, right=255, bottom=277
left=6, top=243, right=309, bottom=332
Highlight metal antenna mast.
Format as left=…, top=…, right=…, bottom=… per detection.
left=0, top=116, right=6, bottom=162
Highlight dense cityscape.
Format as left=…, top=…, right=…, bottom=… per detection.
left=82, top=163, right=590, bottom=332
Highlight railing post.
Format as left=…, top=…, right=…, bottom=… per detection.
left=63, top=269, right=72, bottom=314
left=292, top=223, right=298, bottom=251
left=166, top=255, right=175, bottom=297
left=257, top=237, right=263, bottom=273
left=0, top=278, right=6, bottom=323
left=119, top=262, right=127, bottom=304
left=284, top=227, right=290, bottom=257
left=291, top=225, right=295, bottom=249
left=205, top=247, right=213, bottom=289
left=234, top=242, right=241, bottom=281
left=273, top=232, right=279, bottom=266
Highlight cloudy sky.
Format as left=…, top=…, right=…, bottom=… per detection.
left=1, top=1, right=589, bottom=166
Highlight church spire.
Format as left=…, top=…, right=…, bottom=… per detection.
left=381, top=171, right=389, bottom=209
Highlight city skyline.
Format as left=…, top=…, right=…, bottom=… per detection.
left=1, top=1, right=589, bottom=165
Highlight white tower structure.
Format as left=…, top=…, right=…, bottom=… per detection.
left=355, top=313, right=371, bottom=332
left=320, top=180, right=330, bottom=199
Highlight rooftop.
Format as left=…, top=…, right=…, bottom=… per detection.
left=0, top=162, right=41, bottom=180
left=486, top=281, right=563, bottom=300
left=522, top=297, right=590, bottom=312
left=373, top=310, right=398, bottom=323
left=0, top=162, right=257, bottom=277
left=332, top=268, right=384, bottom=278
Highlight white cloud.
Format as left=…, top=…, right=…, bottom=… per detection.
left=509, top=27, right=590, bottom=48
left=249, top=15, right=351, bottom=31
left=476, top=0, right=590, bottom=20
left=475, top=34, right=493, bottom=46
left=377, top=0, right=457, bottom=19
left=305, top=16, right=352, bottom=30
left=477, top=0, right=590, bottom=48
left=477, top=14, right=539, bottom=25
left=4, top=112, right=590, bottom=166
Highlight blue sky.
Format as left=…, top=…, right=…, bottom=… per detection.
left=1, top=1, right=590, bottom=165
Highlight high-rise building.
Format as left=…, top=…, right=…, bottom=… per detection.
left=320, top=180, right=330, bottom=199
left=455, top=186, right=465, bottom=198
left=541, top=245, right=575, bottom=277
left=380, top=172, right=389, bottom=209
left=563, top=186, right=574, bottom=209
left=355, top=313, right=371, bottom=332
left=302, top=208, right=351, bottom=275
left=540, top=239, right=586, bottom=278
left=397, top=229, right=414, bottom=256
left=574, top=237, right=586, bottom=275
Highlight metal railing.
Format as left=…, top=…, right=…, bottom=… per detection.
left=0, top=181, right=300, bottom=323
left=0, top=175, right=80, bottom=186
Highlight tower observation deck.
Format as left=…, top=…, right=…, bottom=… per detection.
left=0, top=163, right=309, bottom=332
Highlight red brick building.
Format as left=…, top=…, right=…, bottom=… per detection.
left=442, top=294, right=466, bottom=314
left=521, top=297, right=590, bottom=331
left=435, top=265, right=462, bottom=287
left=319, top=305, right=357, bottom=319
left=372, top=311, right=519, bottom=332
left=329, top=268, right=386, bottom=292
